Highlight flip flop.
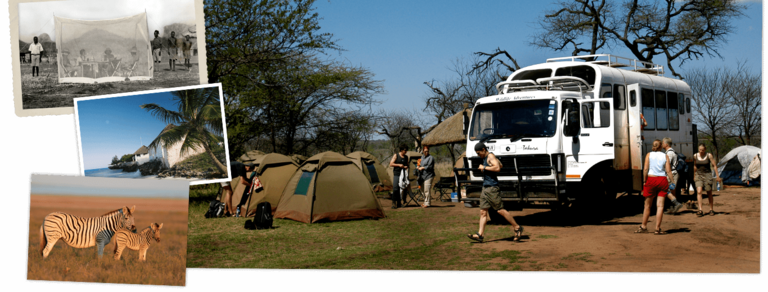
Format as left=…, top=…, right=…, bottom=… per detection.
left=654, top=229, right=667, bottom=235
left=467, top=233, right=484, bottom=243
left=513, top=226, right=524, bottom=241
left=634, top=226, right=648, bottom=233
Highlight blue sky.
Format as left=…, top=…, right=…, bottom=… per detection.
left=77, top=91, right=180, bottom=170
left=314, top=0, right=762, bottom=118
left=31, top=174, right=189, bottom=199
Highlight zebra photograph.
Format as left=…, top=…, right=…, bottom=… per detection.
left=27, top=175, right=188, bottom=286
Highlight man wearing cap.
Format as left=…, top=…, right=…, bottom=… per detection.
left=151, top=30, right=163, bottom=67
left=467, top=142, right=524, bottom=243
left=29, top=36, right=43, bottom=77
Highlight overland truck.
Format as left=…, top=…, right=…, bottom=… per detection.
left=458, top=54, right=697, bottom=209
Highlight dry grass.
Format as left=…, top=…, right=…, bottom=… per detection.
left=27, top=195, right=188, bottom=286
left=20, top=62, right=200, bottom=109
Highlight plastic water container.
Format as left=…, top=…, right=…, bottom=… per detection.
left=450, top=192, right=458, bottom=203
left=716, top=182, right=721, bottom=191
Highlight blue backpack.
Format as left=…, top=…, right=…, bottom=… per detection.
left=674, top=151, right=688, bottom=173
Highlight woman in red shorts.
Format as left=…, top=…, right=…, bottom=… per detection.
left=636, top=139, right=674, bottom=235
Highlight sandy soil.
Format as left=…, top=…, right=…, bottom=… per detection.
left=389, top=186, right=760, bottom=273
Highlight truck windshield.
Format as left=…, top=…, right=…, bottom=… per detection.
left=469, top=99, right=558, bottom=141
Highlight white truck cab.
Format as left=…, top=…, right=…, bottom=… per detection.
left=460, top=55, right=696, bottom=208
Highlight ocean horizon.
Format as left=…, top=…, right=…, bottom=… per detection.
left=85, top=168, right=153, bottom=179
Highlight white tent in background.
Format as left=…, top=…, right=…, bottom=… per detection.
left=716, top=145, right=761, bottom=186
left=55, top=13, right=153, bottom=83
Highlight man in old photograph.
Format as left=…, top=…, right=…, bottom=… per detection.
left=29, top=36, right=43, bottom=77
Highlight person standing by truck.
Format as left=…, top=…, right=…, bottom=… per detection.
left=693, top=143, right=720, bottom=217
left=662, top=137, right=684, bottom=214
left=467, top=142, right=523, bottom=243
left=418, top=146, right=435, bottom=208
left=637, top=139, right=674, bottom=235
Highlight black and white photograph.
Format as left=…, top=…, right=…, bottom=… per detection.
left=10, top=0, right=207, bottom=117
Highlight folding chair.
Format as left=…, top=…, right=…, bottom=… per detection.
left=124, top=60, right=138, bottom=77
left=433, top=176, right=456, bottom=202
left=109, top=58, right=122, bottom=77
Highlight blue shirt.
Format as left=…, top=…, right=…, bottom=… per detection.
left=482, top=155, right=499, bottom=187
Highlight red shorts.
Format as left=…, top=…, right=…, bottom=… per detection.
left=643, top=176, right=668, bottom=198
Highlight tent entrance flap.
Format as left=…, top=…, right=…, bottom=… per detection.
left=56, top=13, right=152, bottom=83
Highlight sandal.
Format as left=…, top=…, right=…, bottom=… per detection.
left=696, top=210, right=704, bottom=217
left=654, top=229, right=667, bottom=235
left=513, top=226, right=524, bottom=241
left=708, top=210, right=715, bottom=216
left=467, top=233, right=484, bottom=243
left=634, top=226, right=648, bottom=233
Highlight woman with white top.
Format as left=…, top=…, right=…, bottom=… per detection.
left=693, top=143, right=720, bottom=217
left=636, top=139, right=674, bottom=235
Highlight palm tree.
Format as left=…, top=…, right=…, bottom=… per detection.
left=140, top=87, right=227, bottom=174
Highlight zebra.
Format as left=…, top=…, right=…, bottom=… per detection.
left=39, top=205, right=136, bottom=259
left=113, top=223, right=162, bottom=261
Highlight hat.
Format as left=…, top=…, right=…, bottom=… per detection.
left=244, top=161, right=257, bottom=168
left=474, top=142, right=487, bottom=152
left=105, top=48, right=112, bottom=54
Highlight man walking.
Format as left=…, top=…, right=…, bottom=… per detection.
left=662, top=137, right=684, bottom=214
left=151, top=30, right=163, bottom=69
left=467, top=143, right=523, bottom=242
left=29, top=36, right=43, bottom=77
left=418, top=146, right=435, bottom=208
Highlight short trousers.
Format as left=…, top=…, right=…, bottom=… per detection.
left=153, top=49, right=162, bottom=61
left=480, top=185, right=503, bottom=210
left=669, top=172, right=678, bottom=186
left=183, top=50, right=191, bottom=59
left=695, top=171, right=713, bottom=191
left=167, top=49, right=178, bottom=60
left=643, top=176, right=668, bottom=198
left=31, top=54, right=40, bottom=66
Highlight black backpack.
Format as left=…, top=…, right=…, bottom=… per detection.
left=204, top=200, right=225, bottom=218
left=254, top=202, right=273, bottom=230
left=674, top=151, right=688, bottom=173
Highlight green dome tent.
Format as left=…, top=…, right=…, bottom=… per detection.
left=275, top=152, right=385, bottom=223
left=346, top=151, right=392, bottom=192
left=242, top=153, right=298, bottom=216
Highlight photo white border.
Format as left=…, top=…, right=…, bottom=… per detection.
left=73, top=83, right=232, bottom=186
left=9, top=0, right=209, bottom=117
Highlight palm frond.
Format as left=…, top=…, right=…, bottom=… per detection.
left=141, top=103, right=185, bottom=125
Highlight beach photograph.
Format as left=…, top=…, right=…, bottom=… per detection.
left=27, top=175, right=189, bottom=286
left=75, top=84, right=230, bottom=184
left=11, top=0, right=206, bottom=116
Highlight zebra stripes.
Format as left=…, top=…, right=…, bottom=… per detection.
left=39, top=205, right=136, bottom=259
left=113, top=223, right=162, bottom=261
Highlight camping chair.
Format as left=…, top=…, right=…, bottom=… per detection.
left=124, top=60, right=138, bottom=77
left=109, top=58, right=121, bottom=77
left=433, top=176, right=456, bottom=202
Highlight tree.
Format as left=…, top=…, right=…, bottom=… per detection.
left=111, top=155, right=119, bottom=165
left=140, top=87, right=227, bottom=173
left=377, top=109, right=429, bottom=154
left=724, top=62, right=761, bottom=146
left=686, top=66, right=736, bottom=159
left=528, top=0, right=746, bottom=79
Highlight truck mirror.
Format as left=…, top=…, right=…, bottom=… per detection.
left=564, top=101, right=581, bottom=138
left=462, top=110, right=469, bottom=135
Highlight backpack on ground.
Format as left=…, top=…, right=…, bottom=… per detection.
left=254, top=202, right=273, bottom=230
left=204, top=200, right=226, bottom=218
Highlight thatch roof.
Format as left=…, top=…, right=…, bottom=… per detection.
left=422, top=109, right=472, bottom=146
left=133, top=145, right=149, bottom=155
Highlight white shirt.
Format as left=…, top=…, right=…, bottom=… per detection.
left=648, top=152, right=667, bottom=177
left=665, top=148, right=678, bottom=174
left=29, top=43, right=44, bottom=55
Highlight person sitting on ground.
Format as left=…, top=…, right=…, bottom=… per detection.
left=693, top=143, right=720, bottom=217
left=637, top=139, right=674, bottom=235
left=418, top=145, right=435, bottom=208
left=662, top=137, right=684, bottom=214
left=222, top=160, right=246, bottom=216
left=467, top=142, right=523, bottom=243
left=234, top=161, right=257, bottom=216
left=389, top=144, right=409, bottom=209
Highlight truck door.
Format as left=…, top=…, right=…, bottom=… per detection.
left=627, top=84, right=643, bottom=191
left=577, top=98, right=615, bottom=160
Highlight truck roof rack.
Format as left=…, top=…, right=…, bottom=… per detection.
left=546, top=54, right=664, bottom=76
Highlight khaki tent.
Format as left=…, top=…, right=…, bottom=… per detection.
left=290, top=154, right=308, bottom=165
left=386, top=150, right=422, bottom=183
left=346, top=151, right=392, bottom=192
left=239, top=150, right=266, bottom=163
left=275, top=152, right=385, bottom=223
left=242, top=153, right=298, bottom=216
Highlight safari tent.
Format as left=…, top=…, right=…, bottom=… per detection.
left=239, top=150, right=266, bottom=163
left=275, top=152, right=385, bottom=223
left=290, top=154, right=308, bottom=165
left=346, top=151, right=392, bottom=191
left=242, top=153, right=299, bottom=216
left=717, top=146, right=761, bottom=186
left=386, top=150, right=422, bottom=183
left=55, top=13, right=152, bottom=83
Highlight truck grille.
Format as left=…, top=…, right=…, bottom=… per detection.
left=469, top=154, right=552, bottom=177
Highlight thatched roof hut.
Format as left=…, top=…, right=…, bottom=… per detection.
left=422, top=108, right=471, bottom=146
left=133, top=145, right=149, bottom=155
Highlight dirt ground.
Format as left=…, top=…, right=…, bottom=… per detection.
left=393, top=186, right=760, bottom=273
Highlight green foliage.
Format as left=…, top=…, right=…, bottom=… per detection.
left=111, top=155, right=120, bottom=165
left=120, top=154, right=133, bottom=163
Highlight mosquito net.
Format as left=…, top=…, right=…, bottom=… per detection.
left=55, top=13, right=152, bottom=83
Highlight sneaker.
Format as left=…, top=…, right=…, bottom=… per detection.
left=670, top=203, right=683, bottom=214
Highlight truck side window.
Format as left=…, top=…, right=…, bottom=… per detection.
left=629, top=90, right=637, bottom=107
left=668, top=92, right=679, bottom=131
left=678, top=94, right=684, bottom=115
left=684, top=94, right=691, bottom=113
left=641, top=89, right=655, bottom=130
left=601, top=83, right=612, bottom=99
left=581, top=101, right=610, bottom=128
left=655, top=90, right=668, bottom=130
left=613, top=85, right=625, bottom=110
